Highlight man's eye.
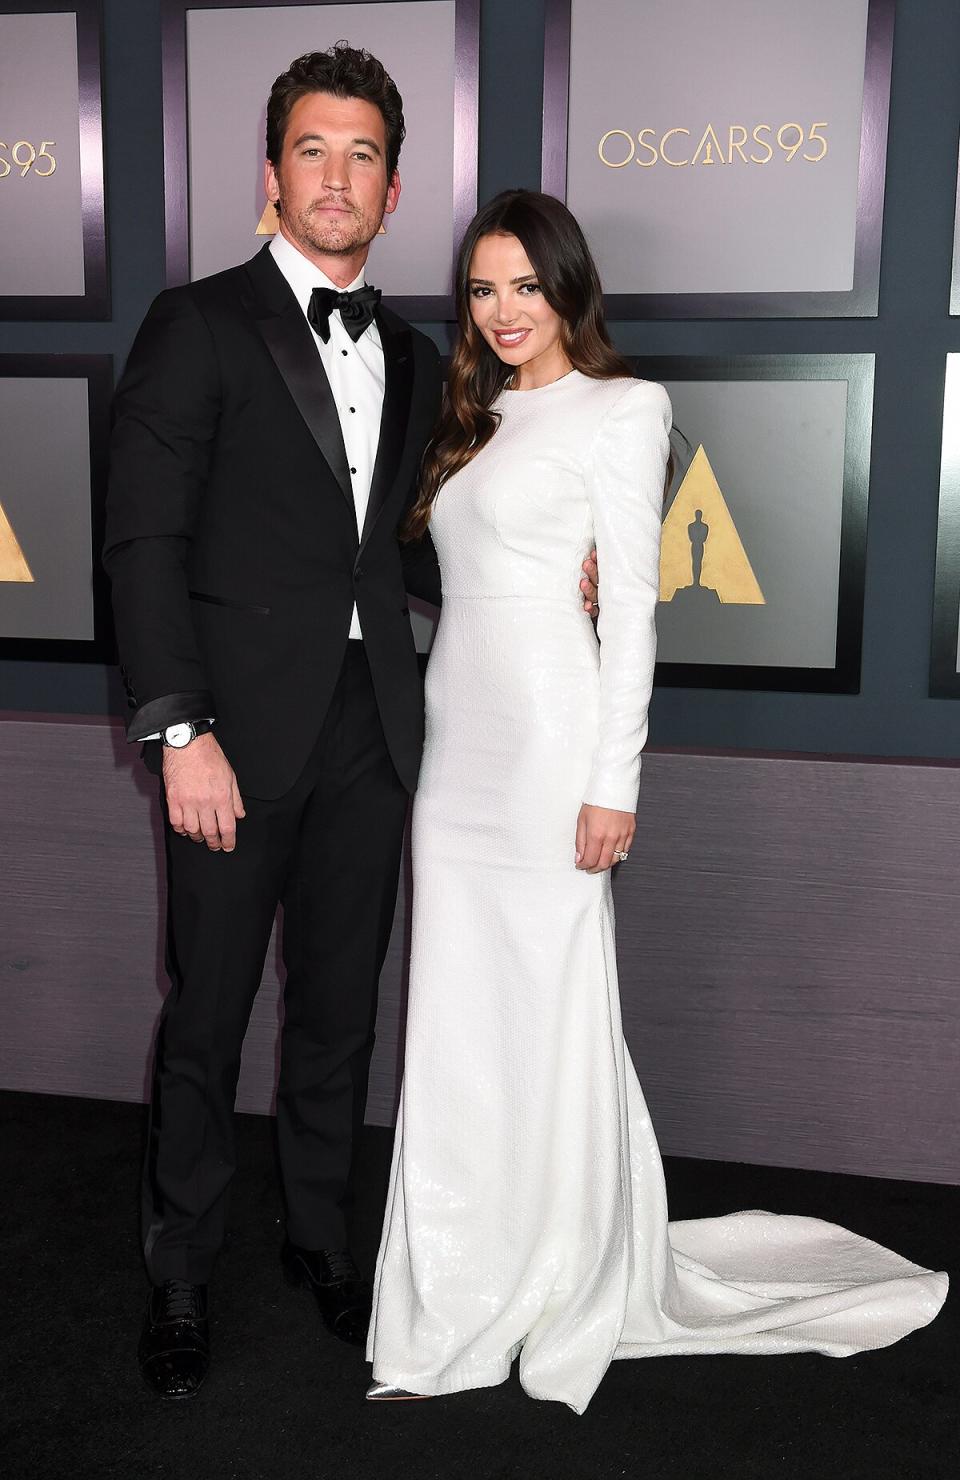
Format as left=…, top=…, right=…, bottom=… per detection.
left=353, top=151, right=372, bottom=162
left=303, top=149, right=321, bottom=158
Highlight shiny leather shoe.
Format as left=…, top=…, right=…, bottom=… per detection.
left=282, top=1242, right=372, bottom=1346
left=138, top=1280, right=209, bottom=1400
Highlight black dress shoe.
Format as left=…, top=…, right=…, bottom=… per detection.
left=282, top=1242, right=372, bottom=1346
left=138, top=1280, right=210, bottom=1400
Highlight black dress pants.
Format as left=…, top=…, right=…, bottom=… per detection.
left=142, top=644, right=410, bottom=1284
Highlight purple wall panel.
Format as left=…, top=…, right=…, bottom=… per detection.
left=618, top=753, right=960, bottom=1183
left=1, top=717, right=957, bottom=1183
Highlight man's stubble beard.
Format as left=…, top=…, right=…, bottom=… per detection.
left=279, top=188, right=387, bottom=259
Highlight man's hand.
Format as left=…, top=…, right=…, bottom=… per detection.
left=575, top=803, right=635, bottom=874
left=162, top=732, right=245, bottom=852
left=581, top=547, right=599, bottom=616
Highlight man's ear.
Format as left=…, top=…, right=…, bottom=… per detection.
left=383, top=170, right=402, bottom=218
left=264, top=157, right=280, bottom=206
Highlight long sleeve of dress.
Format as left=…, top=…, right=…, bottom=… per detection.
left=582, top=379, right=672, bottom=814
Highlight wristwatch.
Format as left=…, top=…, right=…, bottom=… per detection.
left=161, top=719, right=214, bottom=749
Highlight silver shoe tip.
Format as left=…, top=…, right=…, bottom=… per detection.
left=366, top=1381, right=430, bottom=1401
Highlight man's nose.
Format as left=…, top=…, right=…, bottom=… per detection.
left=321, top=160, right=349, bottom=190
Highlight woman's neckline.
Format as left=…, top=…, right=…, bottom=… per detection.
left=501, top=368, right=582, bottom=395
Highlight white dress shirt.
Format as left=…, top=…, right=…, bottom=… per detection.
left=270, top=231, right=386, bottom=640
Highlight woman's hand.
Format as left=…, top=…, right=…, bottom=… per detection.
left=580, top=547, right=599, bottom=616
left=575, top=804, right=635, bottom=873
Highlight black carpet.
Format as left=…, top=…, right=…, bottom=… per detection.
left=1, top=1089, right=955, bottom=1480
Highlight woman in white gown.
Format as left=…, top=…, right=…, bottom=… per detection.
left=366, top=191, right=947, bottom=1413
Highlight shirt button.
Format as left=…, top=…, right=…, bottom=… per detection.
left=350, top=466, right=357, bottom=474
left=341, top=349, right=348, bottom=357
left=349, top=406, right=356, bottom=413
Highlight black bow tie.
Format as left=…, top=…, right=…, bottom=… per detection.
left=307, top=284, right=381, bottom=343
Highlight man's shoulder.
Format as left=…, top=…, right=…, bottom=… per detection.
left=127, top=253, right=278, bottom=365
left=156, top=255, right=259, bottom=314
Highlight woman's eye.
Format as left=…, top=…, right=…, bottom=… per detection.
left=469, top=285, right=491, bottom=298
left=519, top=282, right=542, bottom=295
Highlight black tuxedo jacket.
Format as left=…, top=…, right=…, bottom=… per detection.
left=103, top=246, right=442, bottom=799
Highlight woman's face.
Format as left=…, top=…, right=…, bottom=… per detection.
left=467, top=232, right=571, bottom=389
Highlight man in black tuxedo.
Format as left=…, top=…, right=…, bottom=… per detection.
left=105, top=44, right=598, bottom=1401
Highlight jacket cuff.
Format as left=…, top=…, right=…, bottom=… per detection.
left=126, top=690, right=217, bottom=742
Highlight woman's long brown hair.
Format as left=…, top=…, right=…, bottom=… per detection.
left=403, top=190, right=633, bottom=541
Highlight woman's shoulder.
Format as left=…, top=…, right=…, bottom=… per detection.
left=581, top=374, right=672, bottom=431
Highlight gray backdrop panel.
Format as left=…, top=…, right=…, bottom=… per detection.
left=186, top=1, right=457, bottom=295
left=657, top=378, right=846, bottom=668
left=952, top=145, right=960, bottom=315
left=0, top=12, right=85, bottom=297
left=945, top=354, right=960, bottom=675
left=0, top=378, right=94, bottom=641
left=565, top=0, right=867, bottom=295
left=1, top=715, right=956, bottom=1186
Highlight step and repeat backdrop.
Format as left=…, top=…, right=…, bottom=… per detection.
left=543, top=0, right=889, bottom=318
left=3, top=0, right=960, bottom=1166
left=3, top=0, right=959, bottom=691
left=0, top=1, right=107, bottom=319
left=161, top=0, right=478, bottom=315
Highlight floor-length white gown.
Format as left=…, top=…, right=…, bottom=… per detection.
left=367, top=372, right=948, bottom=1413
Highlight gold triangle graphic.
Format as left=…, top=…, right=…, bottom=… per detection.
left=660, top=444, right=764, bottom=605
left=0, top=500, right=34, bottom=582
left=256, top=201, right=279, bottom=235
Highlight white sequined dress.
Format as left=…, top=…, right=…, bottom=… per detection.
left=367, top=372, right=947, bottom=1413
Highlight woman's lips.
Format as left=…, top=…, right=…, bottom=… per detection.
left=493, top=328, right=531, bottom=348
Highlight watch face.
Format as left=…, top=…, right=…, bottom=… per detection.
left=164, top=722, right=194, bottom=748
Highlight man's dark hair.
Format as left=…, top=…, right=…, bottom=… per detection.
left=266, top=43, right=406, bottom=178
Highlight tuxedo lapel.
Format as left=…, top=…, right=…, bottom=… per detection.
left=241, top=248, right=354, bottom=514
left=360, top=308, right=414, bottom=550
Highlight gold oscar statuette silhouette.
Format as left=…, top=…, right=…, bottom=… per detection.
left=659, top=444, right=764, bottom=606
left=0, top=500, right=34, bottom=582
